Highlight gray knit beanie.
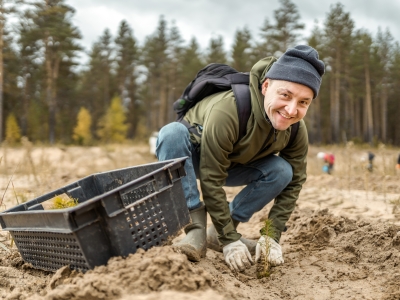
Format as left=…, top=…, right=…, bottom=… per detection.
left=265, top=45, right=325, bottom=98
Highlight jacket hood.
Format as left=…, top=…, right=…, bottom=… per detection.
left=249, top=57, right=277, bottom=129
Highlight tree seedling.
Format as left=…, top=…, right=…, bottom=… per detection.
left=49, top=194, right=79, bottom=209
left=257, top=219, right=276, bottom=278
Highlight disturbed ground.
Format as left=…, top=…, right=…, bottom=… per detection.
left=0, top=143, right=399, bottom=300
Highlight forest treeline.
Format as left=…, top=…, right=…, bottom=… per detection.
left=1, top=0, right=400, bottom=146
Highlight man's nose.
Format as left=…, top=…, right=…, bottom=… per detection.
left=286, top=101, right=297, bottom=116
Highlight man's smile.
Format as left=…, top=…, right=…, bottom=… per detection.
left=277, top=111, right=294, bottom=119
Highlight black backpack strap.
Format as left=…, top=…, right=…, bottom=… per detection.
left=286, top=121, right=300, bottom=149
left=178, top=119, right=201, bottom=137
left=232, top=83, right=251, bottom=141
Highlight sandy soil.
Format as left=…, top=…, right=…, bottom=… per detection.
left=0, top=144, right=399, bottom=300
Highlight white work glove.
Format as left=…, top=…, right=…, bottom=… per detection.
left=223, top=240, right=254, bottom=272
left=255, top=236, right=284, bottom=266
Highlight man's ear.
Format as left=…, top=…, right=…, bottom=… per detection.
left=261, top=79, right=269, bottom=96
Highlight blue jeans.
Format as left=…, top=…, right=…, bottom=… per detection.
left=156, top=122, right=293, bottom=223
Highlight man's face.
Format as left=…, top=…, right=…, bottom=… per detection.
left=262, top=79, right=313, bottom=131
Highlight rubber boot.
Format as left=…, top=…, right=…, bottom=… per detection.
left=206, top=219, right=258, bottom=255
left=173, top=203, right=207, bottom=262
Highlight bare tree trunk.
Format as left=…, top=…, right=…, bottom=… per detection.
left=354, top=97, right=361, bottom=138
left=328, top=73, right=335, bottom=144
left=168, top=64, right=178, bottom=123
left=45, top=30, right=60, bottom=144
left=373, top=90, right=380, bottom=140
left=104, top=65, right=109, bottom=108
left=348, top=93, right=355, bottom=139
left=158, top=81, right=167, bottom=129
left=150, top=76, right=159, bottom=131
left=157, top=63, right=169, bottom=130
left=21, top=74, right=30, bottom=136
left=381, top=86, right=387, bottom=142
left=364, top=53, right=373, bottom=143
left=333, top=61, right=341, bottom=143
left=0, top=10, right=3, bottom=143
left=344, top=67, right=353, bottom=140
left=45, top=33, right=55, bottom=144
left=313, top=95, right=321, bottom=144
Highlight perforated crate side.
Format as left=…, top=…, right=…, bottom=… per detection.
left=101, top=178, right=190, bottom=257
left=10, top=219, right=114, bottom=272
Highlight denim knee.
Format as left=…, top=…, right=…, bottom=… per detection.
left=156, top=122, right=190, bottom=159
left=274, top=159, right=293, bottom=189
left=157, top=122, right=188, bottom=146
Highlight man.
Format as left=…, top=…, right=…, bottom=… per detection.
left=156, top=45, right=325, bottom=272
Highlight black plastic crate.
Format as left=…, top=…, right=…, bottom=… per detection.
left=0, top=157, right=189, bottom=272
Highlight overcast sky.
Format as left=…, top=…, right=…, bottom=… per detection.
left=65, top=0, right=400, bottom=63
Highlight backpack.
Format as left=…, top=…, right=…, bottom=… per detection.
left=173, top=63, right=299, bottom=148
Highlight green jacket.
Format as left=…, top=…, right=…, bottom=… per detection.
left=183, top=57, right=308, bottom=245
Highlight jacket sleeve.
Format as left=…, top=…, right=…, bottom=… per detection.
left=270, top=120, right=308, bottom=242
left=198, top=98, right=242, bottom=246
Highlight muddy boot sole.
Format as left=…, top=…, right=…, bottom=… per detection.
left=172, top=244, right=204, bottom=262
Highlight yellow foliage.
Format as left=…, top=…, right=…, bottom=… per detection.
left=5, top=113, right=21, bottom=144
left=73, top=107, right=92, bottom=145
left=97, top=96, right=128, bottom=143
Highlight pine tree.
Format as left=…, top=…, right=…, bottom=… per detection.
left=166, top=21, right=184, bottom=123
left=231, top=27, right=253, bottom=72
left=388, top=44, right=400, bottom=145
left=305, top=21, right=325, bottom=144
left=77, top=29, right=118, bottom=135
left=254, top=18, right=275, bottom=59
left=260, top=0, right=304, bottom=55
left=180, top=37, right=204, bottom=85
left=25, top=0, right=82, bottom=144
left=141, top=16, right=169, bottom=131
left=375, top=28, right=394, bottom=143
left=324, top=3, right=354, bottom=143
left=77, top=42, right=106, bottom=126
left=355, top=30, right=374, bottom=143
left=3, top=28, right=20, bottom=143
left=98, top=29, right=114, bottom=109
left=16, top=19, right=43, bottom=139
left=115, top=20, right=138, bottom=138
left=5, top=113, right=21, bottom=144
left=72, top=107, right=92, bottom=145
left=0, top=0, right=20, bottom=143
left=97, top=96, right=128, bottom=143
left=205, top=35, right=227, bottom=64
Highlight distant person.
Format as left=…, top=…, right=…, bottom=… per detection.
left=317, top=152, right=335, bottom=174
left=156, top=45, right=325, bottom=272
left=324, top=153, right=335, bottom=174
left=367, top=151, right=375, bottom=172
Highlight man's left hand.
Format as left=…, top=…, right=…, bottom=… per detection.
left=255, top=236, right=284, bottom=266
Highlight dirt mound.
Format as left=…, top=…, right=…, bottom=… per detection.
left=0, top=250, right=50, bottom=299
left=284, top=208, right=400, bottom=300
left=6, top=246, right=212, bottom=300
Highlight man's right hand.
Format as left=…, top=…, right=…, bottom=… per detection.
left=223, top=240, right=254, bottom=272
